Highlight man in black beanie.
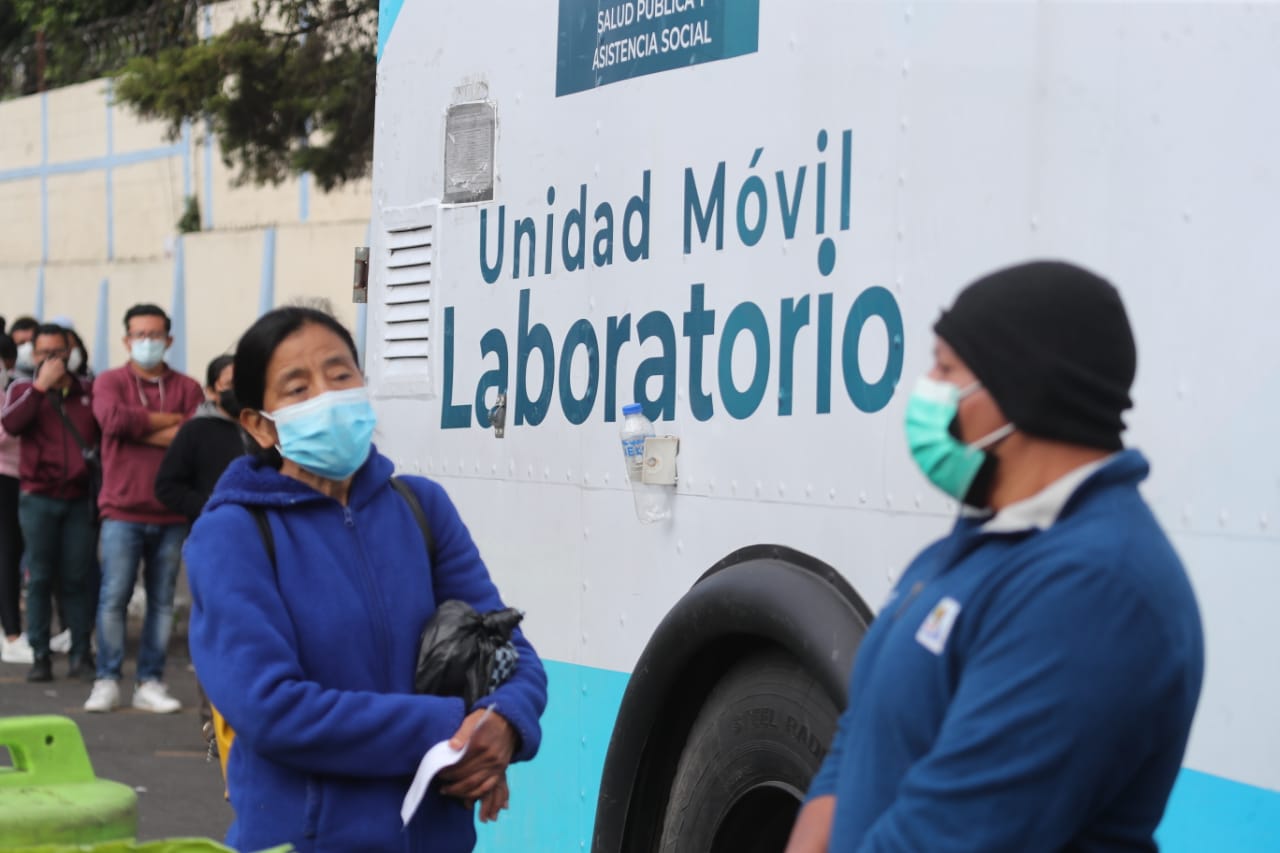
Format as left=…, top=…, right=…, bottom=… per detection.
left=789, top=260, right=1204, bottom=852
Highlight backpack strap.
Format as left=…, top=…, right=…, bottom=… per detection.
left=247, top=476, right=434, bottom=572
left=250, top=507, right=276, bottom=572
left=390, top=476, right=436, bottom=562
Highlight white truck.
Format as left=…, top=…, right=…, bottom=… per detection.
left=366, top=2, right=1280, bottom=850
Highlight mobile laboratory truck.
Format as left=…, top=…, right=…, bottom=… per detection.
left=365, top=1, right=1279, bottom=850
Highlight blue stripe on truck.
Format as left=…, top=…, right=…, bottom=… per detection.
left=1157, top=766, right=1280, bottom=852
left=476, top=659, right=629, bottom=852
left=377, top=0, right=406, bottom=61
left=475, top=658, right=1280, bottom=850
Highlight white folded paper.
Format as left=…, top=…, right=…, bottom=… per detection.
left=401, top=705, right=496, bottom=827
left=401, top=739, right=467, bottom=827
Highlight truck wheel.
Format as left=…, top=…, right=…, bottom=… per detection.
left=657, top=649, right=840, bottom=853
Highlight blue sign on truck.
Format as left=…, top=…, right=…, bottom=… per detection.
left=556, top=0, right=760, bottom=96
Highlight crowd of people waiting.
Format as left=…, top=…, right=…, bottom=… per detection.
left=0, top=304, right=238, bottom=713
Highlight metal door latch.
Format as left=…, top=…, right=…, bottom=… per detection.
left=488, top=393, right=507, bottom=438
left=353, top=246, right=369, bottom=303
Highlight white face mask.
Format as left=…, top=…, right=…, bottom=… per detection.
left=130, top=339, right=167, bottom=370
left=67, top=348, right=84, bottom=374
left=15, top=341, right=34, bottom=372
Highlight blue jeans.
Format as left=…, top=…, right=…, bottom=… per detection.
left=17, top=493, right=96, bottom=660
left=96, top=520, right=187, bottom=682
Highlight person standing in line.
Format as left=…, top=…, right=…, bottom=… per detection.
left=0, top=334, right=33, bottom=665
left=85, top=304, right=203, bottom=714
left=0, top=325, right=100, bottom=682
left=64, top=326, right=94, bottom=381
left=155, top=355, right=246, bottom=521
left=46, top=317, right=92, bottom=653
left=155, top=353, right=247, bottom=749
left=1, top=319, right=44, bottom=656
left=9, top=317, right=40, bottom=382
left=186, top=307, right=547, bottom=851
left=785, top=261, right=1203, bottom=853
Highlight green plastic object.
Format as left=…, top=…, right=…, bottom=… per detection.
left=7, top=841, right=293, bottom=852
left=0, top=715, right=137, bottom=846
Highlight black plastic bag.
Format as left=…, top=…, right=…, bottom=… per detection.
left=414, top=600, right=523, bottom=706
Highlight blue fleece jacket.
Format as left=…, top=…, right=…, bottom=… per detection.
left=185, top=448, right=548, bottom=853
left=808, top=450, right=1203, bottom=851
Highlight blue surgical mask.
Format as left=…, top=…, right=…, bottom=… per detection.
left=904, top=376, right=1013, bottom=503
left=263, top=387, right=376, bottom=480
left=130, top=339, right=168, bottom=369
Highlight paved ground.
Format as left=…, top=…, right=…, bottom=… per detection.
left=0, top=615, right=233, bottom=842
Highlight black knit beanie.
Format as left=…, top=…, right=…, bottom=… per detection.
left=933, top=260, right=1136, bottom=451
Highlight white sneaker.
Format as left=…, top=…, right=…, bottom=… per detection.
left=2, top=634, right=34, bottom=664
left=84, top=679, right=120, bottom=713
left=133, top=680, right=182, bottom=714
left=49, top=629, right=71, bottom=654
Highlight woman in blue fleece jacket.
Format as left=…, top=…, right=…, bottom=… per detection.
left=185, top=307, right=547, bottom=853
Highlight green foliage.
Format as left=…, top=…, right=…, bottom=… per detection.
left=113, top=0, right=377, bottom=190
left=177, top=194, right=201, bottom=233
left=10, top=0, right=156, bottom=39
left=1, top=1, right=195, bottom=97
left=0, top=5, right=23, bottom=50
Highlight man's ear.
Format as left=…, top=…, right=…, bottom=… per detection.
left=239, top=409, right=277, bottom=450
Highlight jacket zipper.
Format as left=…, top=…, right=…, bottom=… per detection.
left=344, top=505, right=395, bottom=687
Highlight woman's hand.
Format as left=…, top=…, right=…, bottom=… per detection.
left=477, top=772, right=510, bottom=822
left=439, top=708, right=517, bottom=801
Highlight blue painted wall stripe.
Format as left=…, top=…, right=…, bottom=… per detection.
left=34, top=267, right=45, bottom=318
left=0, top=144, right=187, bottom=183
left=105, top=80, right=115, bottom=261
left=258, top=227, right=277, bottom=316
left=200, top=6, right=214, bottom=231
left=169, top=237, right=187, bottom=372
left=39, top=92, right=48, bottom=263
left=202, top=119, right=214, bottom=230
left=299, top=172, right=311, bottom=222
left=181, top=123, right=193, bottom=201
left=94, top=279, right=110, bottom=371
left=377, top=0, right=407, bottom=61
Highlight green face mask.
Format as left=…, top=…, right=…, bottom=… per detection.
left=904, top=376, right=1013, bottom=503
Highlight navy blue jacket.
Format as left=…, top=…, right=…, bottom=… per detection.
left=186, top=449, right=547, bottom=853
left=809, top=450, right=1203, bottom=851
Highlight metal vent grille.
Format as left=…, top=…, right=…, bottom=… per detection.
left=383, top=224, right=433, bottom=361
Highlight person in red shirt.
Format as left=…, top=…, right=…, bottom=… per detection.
left=84, top=304, right=203, bottom=714
left=0, top=332, right=31, bottom=666
left=0, top=325, right=100, bottom=683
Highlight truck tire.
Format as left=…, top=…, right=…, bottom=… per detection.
left=657, top=649, right=841, bottom=853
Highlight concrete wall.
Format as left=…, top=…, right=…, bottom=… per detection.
left=0, top=0, right=373, bottom=382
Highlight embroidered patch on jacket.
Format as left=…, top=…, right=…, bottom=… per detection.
left=915, top=596, right=962, bottom=655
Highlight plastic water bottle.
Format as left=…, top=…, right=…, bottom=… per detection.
left=619, top=403, right=671, bottom=523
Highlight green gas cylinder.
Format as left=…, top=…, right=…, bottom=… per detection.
left=0, top=715, right=136, bottom=846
